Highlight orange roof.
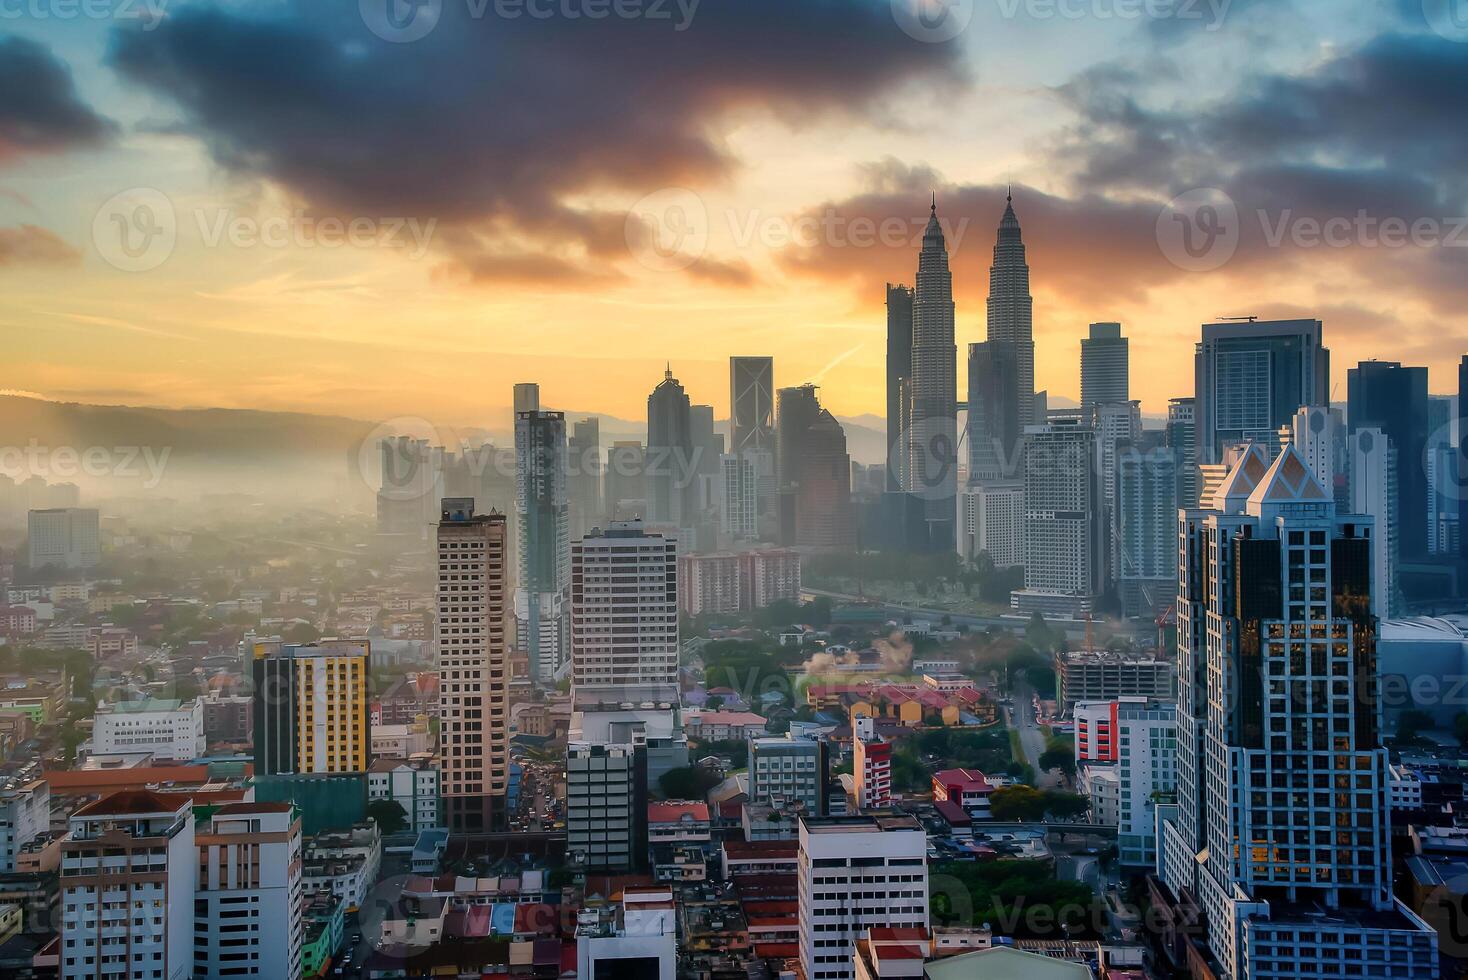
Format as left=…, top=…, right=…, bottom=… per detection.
left=648, top=801, right=709, bottom=824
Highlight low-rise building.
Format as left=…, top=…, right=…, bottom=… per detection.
left=90, top=698, right=205, bottom=762
left=575, top=885, right=677, bottom=980
left=368, top=756, right=440, bottom=832
left=931, top=769, right=993, bottom=821
left=685, top=710, right=768, bottom=742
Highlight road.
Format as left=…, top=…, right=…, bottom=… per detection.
left=1007, top=679, right=1064, bottom=790
left=801, top=587, right=1143, bottom=640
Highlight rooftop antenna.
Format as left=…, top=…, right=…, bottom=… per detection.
left=1216, top=315, right=1259, bottom=322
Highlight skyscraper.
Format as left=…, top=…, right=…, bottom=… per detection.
left=604, top=441, right=647, bottom=521
left=571, top=520, right=679, bottom=692
left=689, top=402, right=723, bottom=543
left=436, top=498, right=510, bottom=833
left=515, top=408, right=569, bottom=685
left=1012, top=417, right=1102, bottom=619
left=251, top=640, right=371, bottom=776
left=1167, top=397, right=1198, bottom=509
left=26, top=507, right=100, bottom=568
left=885, top=284, right=914, bottom=492
left=908, top=199, right=958, bottom=550
left=985, top=191, right=1036, bottom=428
left=730, top=356, right=775, bottom=455
left=720, top=451, right=760, bottom=541
left=1161, top=444, right=1438, bottom=978
left=1350, top=427, right=1399, bottom=620
left=776, top=383, right=822, bottom=491
left=1080, top=322, right=1129, bottom=416
left=1348, top=360, right=1429, bottom=560
left=966, top=340, right=1021, bottom=483
left=647, top=365, right=695, bottom=527
left=567, top=416, right=602, bottom=541
left=795, top=408, right=855, bottom=550
left=1461, top=355, right=1468, bottom=563
left=1290, top=405, right=1349, bottom=509
left=1194, top=318, right=1330, bottom=465
left=1115, top=445, right=1177, bottom=618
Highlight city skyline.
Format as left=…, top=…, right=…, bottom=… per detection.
left=4, top=3, right=1467, bottom=427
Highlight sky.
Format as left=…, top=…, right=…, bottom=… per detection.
left=1, top=0, right=1466, bottom=432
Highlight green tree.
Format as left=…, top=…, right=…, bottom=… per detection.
left=658, top=766, right=722, bottom=800
left=366, top=799, right=409, bottom=835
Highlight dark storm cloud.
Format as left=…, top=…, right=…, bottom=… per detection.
left=0, top=35, right=116, bottom=163
left=107, top=0, right=966, bottom=282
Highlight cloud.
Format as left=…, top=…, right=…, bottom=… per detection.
left=107, top=0, right=966, bottom=283
left=0, top=224, right=81, bottom=267
left=0, top=35, right=116, bottom=163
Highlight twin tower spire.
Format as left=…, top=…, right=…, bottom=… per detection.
left=890, top=189, right=1036, bottom=551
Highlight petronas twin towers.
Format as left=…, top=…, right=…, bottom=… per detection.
left=888, top=191, right=1035, bottom=551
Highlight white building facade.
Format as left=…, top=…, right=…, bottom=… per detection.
left=90, top=699, right=206, bottom=762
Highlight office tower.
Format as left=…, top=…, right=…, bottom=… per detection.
left=647, top=365, right=696, bottom=527
left=1350, top=428, right=1399, bottom=620
left=0, top=778, right=48, bottom=872
left=720, top=451, right=760, bottom=540
left=26, top=507, right=99, bottom=568
left=957, top=481, right=1024, bottom=568
left=567, top=417, right=602, bottom=541
left=1167, top=397, right=1198, bottom=508
left=1081, top=322, right=1129, bottom=416
left=1116, top=445, right=1178, bottom=619
left=436, top=498, right=510, bottom=833
left=1194, top=318, right=1330, bottom=465
left=1160, top=444, right=1438, bottom=980
left=851, top=715, right=891, bottom=811
left=566, top=741, right=648, bottom=873
left=194, top=802, right=303, bottom=980
left=795, top=409, right=856, bottom=550
left=1012, top=417, right=1102, bottom=619
left=797, top=813, right=928, bottom=980
left=690, top=403, right=722, bottom=499
left=571, top=520, right=679, bottom=692
left=749, top=733, right=830, bottom=813
left=376, top=436, right=445, bottom=537
left=908, top=199, right=958, bottom=550
left=1095, top=400, right=1142, bottom=579
left=966, top=340, right=1021, bottom=483
left=575, top=886, right=678, bottom=979
left=512, top=382, right=540, bottom=414
left=1461, top=355, right=1468, bottom=563
left=777, top=384, right=822, bottom=491
left=251, top=640, right=370, bottom=775
left=885, top=285, right=914, bottom=492
left=986, top=191, right=1036, bottom=428
left=515, top=409, right=569, bottom=685
left=1348, top=361, right=1429, bottom=560
left=731, top=356, right=776, bottom=455
left=1290, top=405, right=1349, bottom=510
left=605, top=441, right=647, bottom=521
left=1427, top=396, right=1454, bottom=554
left=1110, top=698, right=1176, bottom=868
left=61, top=792, right=196, bottom=980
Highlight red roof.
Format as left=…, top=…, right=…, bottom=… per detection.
left=933, top=768, right=992, bottom=793
left=723, top=840, right=798, bottom=860
left=647, top=801, right=710, bottom=824
left=752, top=942, right=800, bottom=959
left=868, top=927, right=929, bottom=941
left=74, top=790, right=179, bottom=817
left=933, top=799, right=971, bottom=826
